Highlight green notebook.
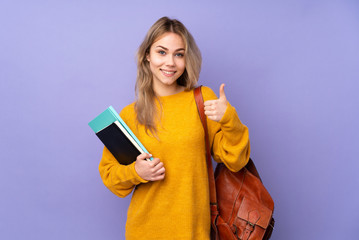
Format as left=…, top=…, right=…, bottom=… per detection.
left=89, top=106, right=153, bottom=164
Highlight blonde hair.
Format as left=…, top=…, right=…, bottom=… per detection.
left=135, top=16, right=202, bottom=135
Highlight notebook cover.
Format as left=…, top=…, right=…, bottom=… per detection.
left=88, top=107, right=118, bottom=133
left=107, top=106, right=151, bottom=157
left=88, top=106, right=153, bottom=161
left=96, top=122, right=140, bottom=165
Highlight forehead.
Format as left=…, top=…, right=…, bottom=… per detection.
left=152, top=32, right=185, bottom=49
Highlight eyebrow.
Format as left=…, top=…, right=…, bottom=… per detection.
left=155, top=45, right=185, bottom=52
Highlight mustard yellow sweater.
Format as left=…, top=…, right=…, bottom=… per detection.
left=99, top=86, right=250, bottom=240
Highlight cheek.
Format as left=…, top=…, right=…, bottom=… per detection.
left=149, top=56, right=163, bottom=68
left=149, top=60, right=161, bottom=75
left=177, top=60, right=186, bottom=73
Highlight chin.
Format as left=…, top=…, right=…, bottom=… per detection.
left=161, top=79, right=178, bottom=86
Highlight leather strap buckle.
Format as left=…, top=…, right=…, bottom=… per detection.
left=245, top=220, right=255, bottom=231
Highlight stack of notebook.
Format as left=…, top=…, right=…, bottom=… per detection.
left=88, top=106, right=153, bottom=165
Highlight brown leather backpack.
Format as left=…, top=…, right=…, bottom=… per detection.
left=194, top=86, right=275, bottom=240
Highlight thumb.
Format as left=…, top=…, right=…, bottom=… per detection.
left=219, top=83, right=227, bottom=100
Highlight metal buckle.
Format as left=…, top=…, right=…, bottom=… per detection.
left=232, top=225, right=240, bottom=240
left=246, top=221, right=255, bottom=227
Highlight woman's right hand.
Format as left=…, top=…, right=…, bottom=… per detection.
left=134, top=153, right=165, bottom=181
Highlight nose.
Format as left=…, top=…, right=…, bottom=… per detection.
left=165, top=55, right=175, bottom=66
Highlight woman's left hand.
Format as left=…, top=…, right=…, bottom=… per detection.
left=204, top=83, right=228, bottom=122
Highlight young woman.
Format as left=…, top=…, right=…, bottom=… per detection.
left=99, top=16, right=250, bottom=240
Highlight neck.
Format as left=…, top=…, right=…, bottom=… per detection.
left=153, top=83, right=185, bottom=97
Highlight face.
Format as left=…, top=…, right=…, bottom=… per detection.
left=146, top=32, right=186, bottom=93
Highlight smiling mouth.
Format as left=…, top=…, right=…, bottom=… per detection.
left=161, top=69, right=176, bottom=76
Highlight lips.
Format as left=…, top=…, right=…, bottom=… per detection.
left=161, top=69, right=176, bottom=77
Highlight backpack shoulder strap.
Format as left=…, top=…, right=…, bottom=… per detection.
left=193, top=86, right=218, bottom=206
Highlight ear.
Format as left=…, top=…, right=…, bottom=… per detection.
left=146, top=53, right=150, bottom=62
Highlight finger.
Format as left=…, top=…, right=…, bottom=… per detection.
left=137, top=153, right=152, bottom=161
left=152, top=173, right=165, bottom=181
left=204, top=100, right=217, bottom=106
left=204, top=105, right=216, bottom=111
left=154, top=166, right=165, bottom=176
left=219, top=83, right=226, bottom=100
left=149, top=158, right=161, bottom=167
left=204, top=110, right=217, bottom=116
left=207, top=115, right=220, bottom=122
left=152, top=162, right=164, bottom=172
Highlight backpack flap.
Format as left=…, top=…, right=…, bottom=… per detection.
left=236, top=197, right=273, bottom=229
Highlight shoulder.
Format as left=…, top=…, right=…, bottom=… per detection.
left=119, top=102, right=136, bottom=121
left=200, top=86, right=218, bottom=101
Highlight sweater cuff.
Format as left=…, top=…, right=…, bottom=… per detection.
left=219, top=102, right=237, bottom=125
left=129, top=162, right=149, bottom=184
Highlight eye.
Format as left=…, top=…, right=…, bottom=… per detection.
left=175, top=53, right=184, bottom=57
left=158, top=50, right=166, bottom=55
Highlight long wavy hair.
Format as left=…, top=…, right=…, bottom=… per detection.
left=135, top=16, right=202, bottom=135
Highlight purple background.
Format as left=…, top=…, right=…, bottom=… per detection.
left=1, top=0, right=358, bottom=239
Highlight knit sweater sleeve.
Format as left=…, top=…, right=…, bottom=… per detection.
left=98, top=105, right=148, bottom=198
left=202, top=86, right=251, bottom=172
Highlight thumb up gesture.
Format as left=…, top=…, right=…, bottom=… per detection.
left=204, top=84, right=228, bottom=122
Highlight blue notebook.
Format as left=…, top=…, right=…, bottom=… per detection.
left=89, top=106, right=153, bottom=164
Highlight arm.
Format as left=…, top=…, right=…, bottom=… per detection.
left=98, top=105, right=148, bottom=198
left=210, top=103, right=250, bottom=172
left=98, top=104, right=165, bottom=197
left=99, top=146, right=148, bottom=198
left=203, top=85, right=250, bottom=172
